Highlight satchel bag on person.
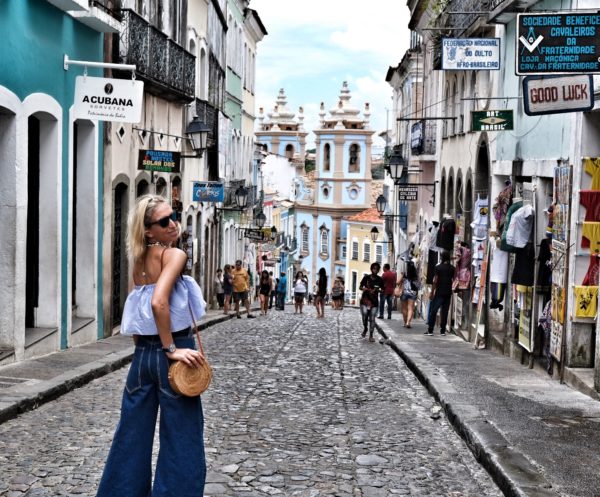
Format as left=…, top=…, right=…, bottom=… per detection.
left=168, top=302, right=213, bottom=397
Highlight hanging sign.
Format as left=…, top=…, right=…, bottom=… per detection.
left=516, top=12, right=600, bottom=75
left=398, top=186, right=418, bottom=201
left=411, top=121, right=423, bottom=153
left=73, top=76, right=143, bottom=122
left=138, top=150, right=181, bottom=173
left=244, top=229, right=266, bottom=242
left=442, top=38, right=501, bottom=70
left=523, top=75, right=594, bottom=116
left=471, top=110, right=514, bottom=131
left=193, top=181, right=224, bottom=202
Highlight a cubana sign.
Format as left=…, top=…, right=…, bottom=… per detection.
left=471, top=110, right=514, bottom=132
left=516, top=12, right=600, bottom=75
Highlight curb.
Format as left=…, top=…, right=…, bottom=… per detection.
left=0, top=310, right=254, bottom=425
left=375, top=323, right=559, bottom=497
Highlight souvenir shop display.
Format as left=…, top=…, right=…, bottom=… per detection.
left=516, top=285, right=534, bottom=351
left=453, top=242, right=471, bottom=291
left=550, top=164, right=571, bottom=359
left=538, top=300, right=553, bottom=375
left=436, top=214, right=456, bottom=251
left=500, top=199, right=523, bottom=252
left=536, top=236, right=552, bottom=302
left=492, top=180, right=512, bottom=232
left=574, top=159, right=599, bottom=320
left=470, top=195, right=489, bottom=305
left=426, top=221, right=440, bottom=284
left=489, top=236, right=508, bottom=311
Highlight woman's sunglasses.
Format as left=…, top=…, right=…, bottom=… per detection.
left=146, top=212, right=177, bottom=228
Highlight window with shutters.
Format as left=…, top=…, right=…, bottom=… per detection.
left=351, top=240, right=359, bottom=260
left=363, top=241, right=370, bottom=262
left=375, top=244, right=383, bottom=263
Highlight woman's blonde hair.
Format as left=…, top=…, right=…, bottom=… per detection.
left=127, top=194, right=168, bottom=262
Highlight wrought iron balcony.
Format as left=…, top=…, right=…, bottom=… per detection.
left=488, top=0, right=538, bottom=24
left=432, top=0, right=491, bottom=34
left=118, top=9, right=195, bottom=102
left=196, top=99, right=218, bottom=148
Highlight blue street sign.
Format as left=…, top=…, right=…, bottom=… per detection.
left=193, top=181, right=224, bottom=202
left=516, top=12, right=600, bottom=75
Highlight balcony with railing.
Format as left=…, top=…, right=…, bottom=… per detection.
left=118, top=9, right=195, bottom=102
left=195, top=99, right=217, bottom=148
left=488, top=0, right=538, bottom=24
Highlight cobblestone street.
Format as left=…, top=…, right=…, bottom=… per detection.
left=0, top=308, right=502, bottom=496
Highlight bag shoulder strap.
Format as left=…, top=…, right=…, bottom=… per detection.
left=185, top=280, right=205, bottom=357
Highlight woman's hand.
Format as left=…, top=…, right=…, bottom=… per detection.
left=166, top=347, right=205, bottom=368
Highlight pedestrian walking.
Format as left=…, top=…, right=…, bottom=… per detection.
left=222, top=264, right=233, bottom=315
left=359, top=262, right=384, bottom=342
left=331, top=278, right=344, bottom=310
left=379, top=263, right=397, bottom=319
left=426, top=250, right=455, bottom=336
left=232, top=259, right=255, bottom=319
left=269, top=271, right=276, bottom=309
left=96, top=194, right=207, bottom=497
left=276, top=272, right=287, bottom=310
left=398, top=261, right=419, bottom=328
left=214, top=268, right=225, bottom=309
left=293, top=271, right=308, bottom=314
left=258, top=270, right=272, bottom=316
left=314, top=268, right=328, bottom=318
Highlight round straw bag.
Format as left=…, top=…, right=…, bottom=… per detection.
left=167, top=301, right=213, bottom=397
left=168, top=359, right=212, bottom=397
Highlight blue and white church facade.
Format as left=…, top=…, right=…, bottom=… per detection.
left=295, top=82, right=375, bottom=289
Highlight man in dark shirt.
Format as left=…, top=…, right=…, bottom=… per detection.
left=426, top=250, right=455, bottom=336
left=359, top=262, right=384, bottom=342
left=379, top=263, right=397, bottom=319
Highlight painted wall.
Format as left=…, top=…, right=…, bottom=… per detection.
left=0, top=0, right=104, bottom=355
left=262, top=154, right=296, bottom=199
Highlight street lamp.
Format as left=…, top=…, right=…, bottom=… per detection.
left=376, top=194, right=388, bottom=215
left=185, top=117, right=211, bottom=158
left=370, top=226, right=380, bottom=242
left=387, top=145, right=405, bottom=180
left=255, top=210, right=266, bottom=228
left=234, top=186, right=249, bottom=209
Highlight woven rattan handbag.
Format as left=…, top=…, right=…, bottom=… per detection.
left=168, top=303, right=213, bottom=397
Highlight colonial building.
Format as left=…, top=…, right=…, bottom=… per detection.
left=0, top=0, right=115, bottom=364
left=295, top=82, right=375, bottom=289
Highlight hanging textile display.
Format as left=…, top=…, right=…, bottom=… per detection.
left=454, top=242, right=471, bottom=290
left=550, top=164, right=571, bottom=360
left=489, top=236, right=509, bottom=310
left=492, top=180, right=512, bottom=232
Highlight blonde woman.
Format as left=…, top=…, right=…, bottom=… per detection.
left=97, top=194, right=207, bottom=497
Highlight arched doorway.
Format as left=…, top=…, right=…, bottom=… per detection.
left=0, top=105, right=17, bottom=351
left=447, top=171, right=454, bottom=216
left=71, top=119, right=96, bottom=330
left=26, top=112, right=60, bottom=333
left=111, top=182, right=129, bottom=327
left=439, top=173, right=447, bottom=219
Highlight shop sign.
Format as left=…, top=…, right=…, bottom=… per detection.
left=193, top=181, right=224, bottom=202
left=442, top=38, right=501, bottom=70
left=516, top=12, right=600, bottom=75
left=410, top=121, right=423, bottom=153
left=523, top=75, right=594, bottom=116
left=471, top=110, right=513, bottom=131
left=138, top=150, right=181, bottom=173
left=73, top=76, right=143, bottom=122
left=398, top=186, right=418, bottom=201
left=244, top=229, right=266, bottom=242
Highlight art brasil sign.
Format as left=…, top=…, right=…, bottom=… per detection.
left=516, top=12, right=600, bottom=75
left=471, top=110, right=514, bottom=131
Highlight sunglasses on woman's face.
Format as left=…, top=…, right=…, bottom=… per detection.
left=146, top=212, right=176, bottom=228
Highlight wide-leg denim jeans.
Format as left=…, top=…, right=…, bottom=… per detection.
left=97, top=332, right=206, bottom=497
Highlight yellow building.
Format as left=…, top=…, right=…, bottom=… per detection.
left=344, top=208, right=385, bottom=304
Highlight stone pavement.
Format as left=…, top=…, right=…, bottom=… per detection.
left=0, top=308, right=250, bottom=424
left=377, top=316, right=600, bottom=497
left=0, top=307, right=502, bottom=497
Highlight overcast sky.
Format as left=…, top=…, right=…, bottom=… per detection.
left=250, top=0, right=411, bottom=154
